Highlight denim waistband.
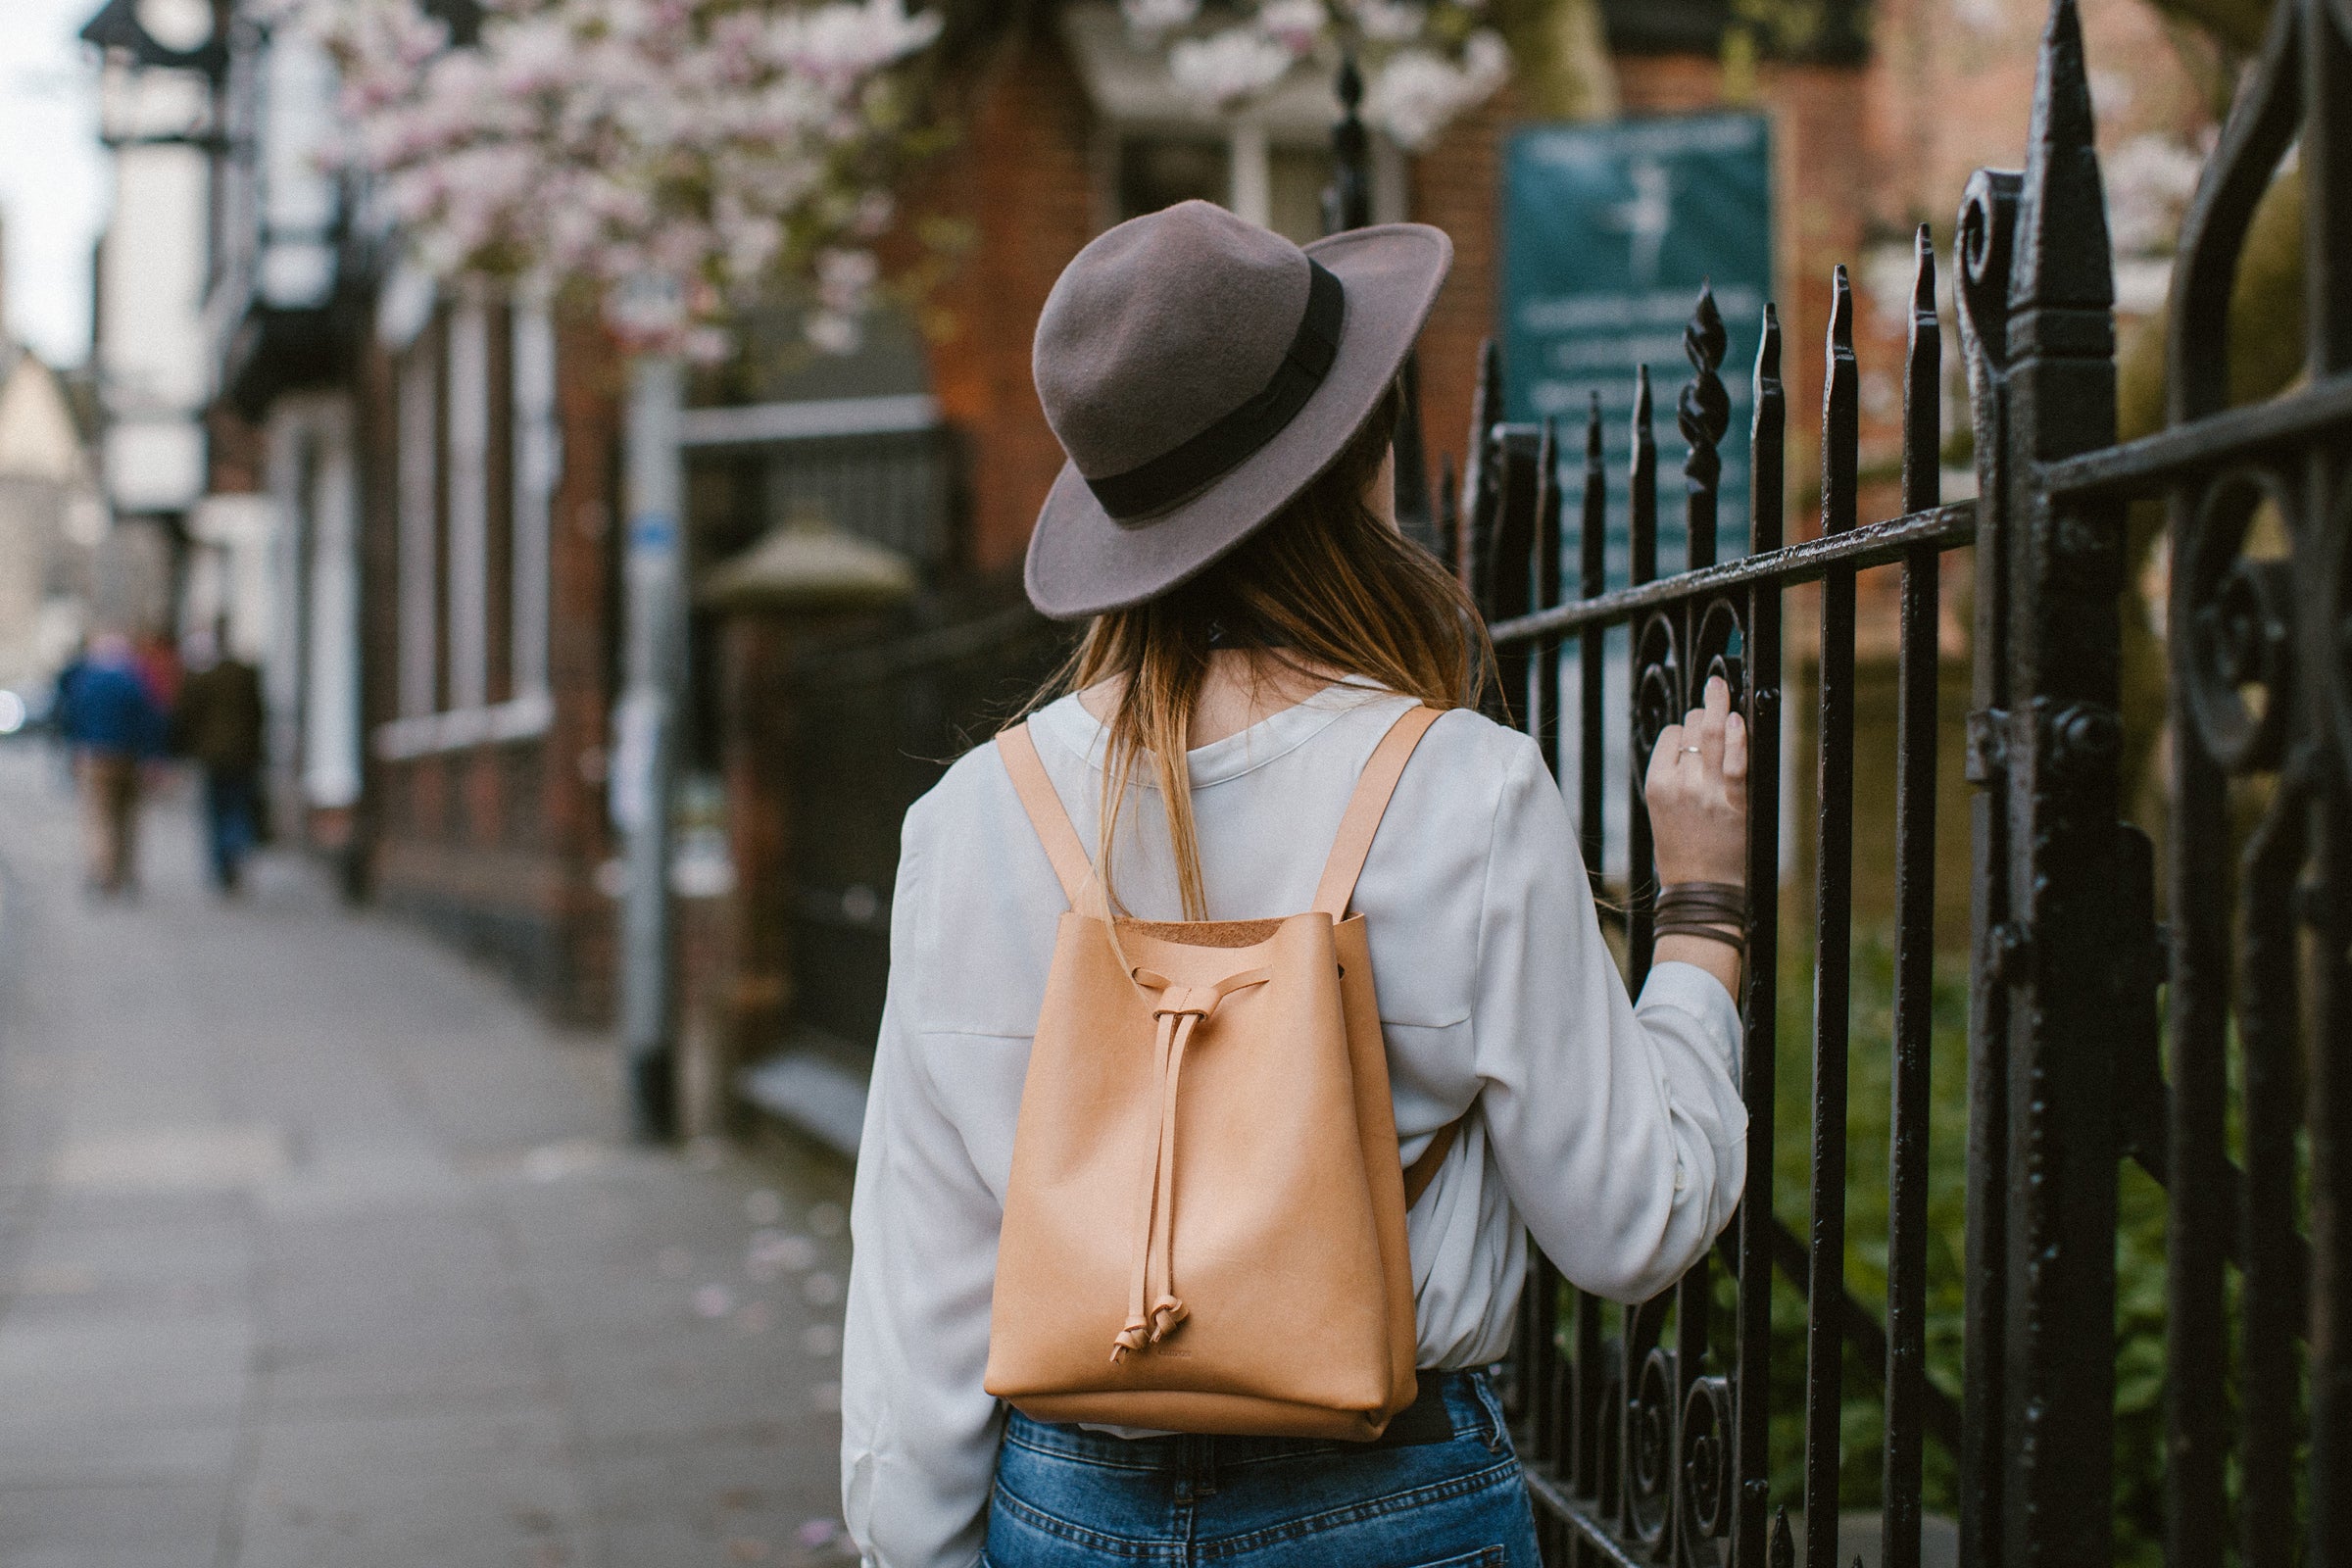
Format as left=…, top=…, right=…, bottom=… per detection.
left=1002, top=1368, right=1505, bottom=1471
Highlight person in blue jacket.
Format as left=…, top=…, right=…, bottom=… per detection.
left=55, top=632, right=168, bottom=895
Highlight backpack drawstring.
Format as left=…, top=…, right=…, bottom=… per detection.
left=1110, top=966, right=1271, bottom=1365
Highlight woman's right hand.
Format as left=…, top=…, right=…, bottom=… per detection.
left=1643, top=677, right=1748, bottom=996
left=1644, top=675, right=1748, bottom=889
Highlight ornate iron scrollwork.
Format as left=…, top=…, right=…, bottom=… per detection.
left=1624, top=1345, right=1677, bottom=1548
left=1680, top=293, right=1730, bottom=495
left=1593, top=1336, right=1627, bottom=1518
left=2327, top=481, right=2352, bottom=781
left=1680, top=1373, right=1736, bottom=1552
left=1955, top=169, right=2022, bottom=398
left=2182, top=467, right=2297, bottom=775
left=1681, top=287, right=1731, bottom=568
left=1635, top=613, right=1685, bottom=769
left=1691, top=598, right=1747, bottom=710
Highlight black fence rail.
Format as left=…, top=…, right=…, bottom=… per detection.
left=1428, top=0, right=2352, bottom=1560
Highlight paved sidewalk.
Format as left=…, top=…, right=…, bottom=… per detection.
left=0, top=744, right=858, bottom=1568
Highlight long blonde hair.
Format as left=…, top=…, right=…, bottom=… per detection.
left=1024, top=391, right=1494, bottom=920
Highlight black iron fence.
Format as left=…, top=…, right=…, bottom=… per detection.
left=1435, top=0, right=2352, bottom=1560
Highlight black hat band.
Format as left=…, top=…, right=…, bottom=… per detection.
left=1088, top=259, right=1346, bottom=524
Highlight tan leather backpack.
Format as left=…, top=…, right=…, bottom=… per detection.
left=982, top=703, right=1456, bottom=1441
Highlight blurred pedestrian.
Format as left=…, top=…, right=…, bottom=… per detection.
left=133, top=628, right=183, bottom=716
left=55, top=631, right=167, bottom=895
left=50, top=636, right=88, bottom=718
left=174, top=621, right=267, bottom=894
left=50, top=636, right=89, bottom=776
left=173, top=625, right=269, bottom=893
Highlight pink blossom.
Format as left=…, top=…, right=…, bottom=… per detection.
left=851, top=188, right=896, bottom=238
left=1119, top=0, right=1200, bottom=38
left=1169, top=26, right=1295, bottom=105
left=292, top=0, right=939, bottom=355
left=1255, top=0, right=1328, bottom=56
left=805, top=312, right=859, bottom=355
left=815, top=246, right=879, bottom=316
left=1363, top=48, right=1467, bottom=150
left=1144, top=2, right=1507, bottom=149
left=773, top=0, right=942, bottom=90
left=1348, top=0, right=1426, bottom=44
left=1362, top=30, right=1507, bottom=149
left=681, top=325, right=733, bottom=363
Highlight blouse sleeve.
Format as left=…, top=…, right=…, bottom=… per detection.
left=841, top=829, right=1004, bottom=1568
left=1469, top=736, right=1747, bottom=1304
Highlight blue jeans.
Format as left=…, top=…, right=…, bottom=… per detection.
left=203, top=767, right=258, bottom=890
left=983, top=1370, right=1542, bottom=1567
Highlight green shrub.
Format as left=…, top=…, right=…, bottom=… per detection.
left=1746, top=935, right=2170, bottom=1562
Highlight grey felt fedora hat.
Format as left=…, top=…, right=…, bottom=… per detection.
left=1024, top=200, right=1452, bottom=620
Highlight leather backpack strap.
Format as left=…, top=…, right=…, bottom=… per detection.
left=998, top=722, right=1103, bottom=917
left=1312, top=704, right=1444, bottom=920
left=1401, top=1117, right=1462, bottom=1208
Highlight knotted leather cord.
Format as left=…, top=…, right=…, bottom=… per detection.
left=1110, top=966, right=1272, bottom=1362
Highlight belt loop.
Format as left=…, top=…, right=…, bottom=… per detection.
left=1471, top=1369, right=1509, bottom=1453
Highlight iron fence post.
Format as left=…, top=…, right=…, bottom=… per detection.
left=2302, top=1, right=2352, bottom=1555
left=1731, top=307, right=1784, bottom=1568
left=1955, top=159, right=2021, bottom=1568
left=1990, top=4, right=2125, bottom=1560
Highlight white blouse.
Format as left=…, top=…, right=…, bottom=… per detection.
left=840, top=683, right=1746, bottom=1568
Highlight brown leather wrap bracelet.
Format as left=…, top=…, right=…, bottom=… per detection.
left=1655, top=881, right=1747, bottom=954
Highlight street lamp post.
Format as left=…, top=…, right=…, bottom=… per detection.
left=614, top=351, right=686, bottom=1142
left=1323, top=54, right=1436, bottom=551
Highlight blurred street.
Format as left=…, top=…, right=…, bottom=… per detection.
left=0, top=743, right=856, bottom=1568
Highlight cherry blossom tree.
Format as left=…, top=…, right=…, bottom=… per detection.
left=280, top=0, right=942, bottom=356
left=1122, top=0, right=1508, bottom=153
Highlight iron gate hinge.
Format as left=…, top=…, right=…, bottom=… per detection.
left=1988, top=920, right=2031, bottom=983
left=1965, top=707, right=2008, bottom=786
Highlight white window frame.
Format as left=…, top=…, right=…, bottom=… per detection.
left=511, top=280, right=559, bottom=701
left=1095, top=118, right=1407, bottom=236
left=262, top=393, right=363, bottom=809
left=394, top=329, right=438, bottom=720
left=1062, top=5, right=1409, bottom=237
left=374, top=280, right=560, bottom=761
left=444, top=289, right=492, bottom=712
left=301, top=399, right=362, bottom=808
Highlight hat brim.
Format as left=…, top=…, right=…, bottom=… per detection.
left=1024, top=222, right=1454, bottom=621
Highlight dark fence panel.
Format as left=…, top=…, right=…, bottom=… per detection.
left=1467, top=243, right=1968, bottom=1568
left=1439, top=0, right=2352, bottom=1559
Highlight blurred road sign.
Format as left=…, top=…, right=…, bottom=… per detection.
left=1501, top=112, right=1774, bottom=583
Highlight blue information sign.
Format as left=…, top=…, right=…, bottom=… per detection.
left=1501, top=112, right=1774, bottom=583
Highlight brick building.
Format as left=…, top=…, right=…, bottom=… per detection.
left=355, top=285, right=627, bottom=1020
left=703, top=1, right=1899, bottom=1142
left=907, top=3, right=1886, bottom=582
left=190, top=0, right=2221, bottom=1114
